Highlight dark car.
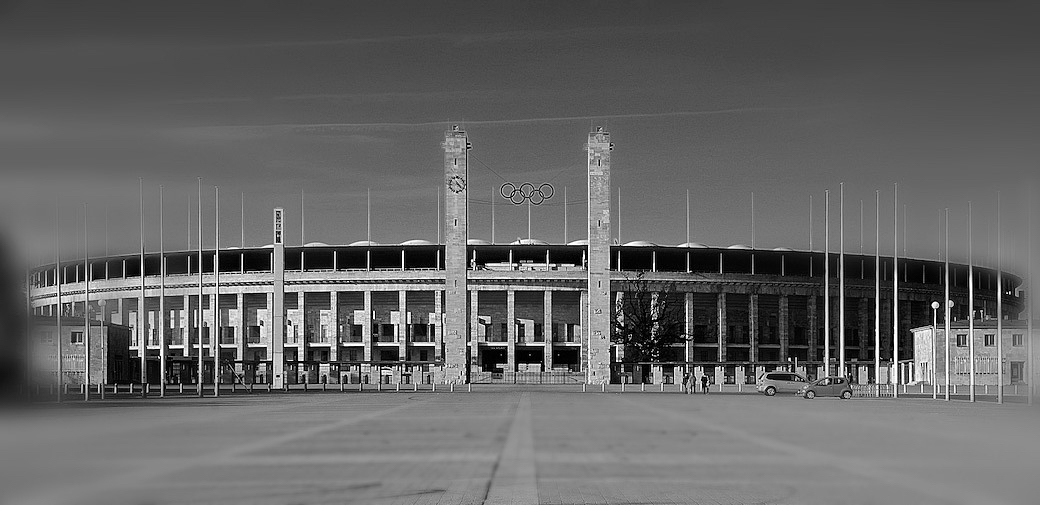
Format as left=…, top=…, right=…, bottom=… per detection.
left=799, top=376, right=854, bottom=399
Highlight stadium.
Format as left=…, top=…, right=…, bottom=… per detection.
left=27, top=127, right=1022, bottom=388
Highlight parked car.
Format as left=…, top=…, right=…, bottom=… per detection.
left=756, top=371, right=809, bottom=396
left=799, top=376, right=854, bottom=399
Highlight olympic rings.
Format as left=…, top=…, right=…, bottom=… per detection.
left=500, top=182, right=554, bottom=205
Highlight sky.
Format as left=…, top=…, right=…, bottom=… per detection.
left=1, top=1, right=1038, bottom=267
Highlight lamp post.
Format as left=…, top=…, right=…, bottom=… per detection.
left=931, top=301, right=940, bottom=399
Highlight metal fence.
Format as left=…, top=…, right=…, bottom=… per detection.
left=471, top=371, right=586, bottom=384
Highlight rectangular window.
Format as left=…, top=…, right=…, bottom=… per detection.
left=351, top=324, right=363, bottom=337
left=1013, top=334, right=1023, bottom=347
left=984, top=334, right=995, bottom=347
left=71, top=331, right=83, bottom=344
left=956, top=334, right=967, bottom=347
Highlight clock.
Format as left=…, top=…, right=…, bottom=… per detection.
left=447, top=174, right=466, bottom=194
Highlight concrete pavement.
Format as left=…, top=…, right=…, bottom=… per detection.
left=2, top=389, right=1039, bottom=504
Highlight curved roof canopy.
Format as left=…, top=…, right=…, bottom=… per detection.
left=509, top=238, right=549, bottom=245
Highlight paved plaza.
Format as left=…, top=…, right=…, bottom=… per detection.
left=2, top=389, right=1039, bottom=505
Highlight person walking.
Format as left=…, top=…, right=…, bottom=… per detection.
left=700, top=374, right=709, bottom=395
left=682, top=372, right=691, bottom=394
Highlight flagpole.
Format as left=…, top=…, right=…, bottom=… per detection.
left=213, top=186, right=220, bottom=398
left=436, top=189, right=441, bottom=244
left=809, top=195, right=813, bottom=277
left=968, top=201, right=975, bottom=402
left=198, top=177, right=204, bottom=398
left=751, top=191, right=756, bottom=275
left=839, top=183, right=846, bottom=376
left=240, top=192, right=245, bottom=248
left=564, top=186, right=569, bottom=244
left=139, top=178, right=147, bottom=398
left=84, top=203, right=90, bottom=401
left=944, top=208, right=951, bottom=401
left=1027, top=190, right=1034, bottom=405
left=686, top=189, right=690, bottom=246
left=824, top=189, right=830, bottom=377
left=301, top=189, right=305, bottom=245
left=893, top=183, right=899, bottom=398
left=996, top=192, right=1003, bottom=404
left=367, top=188, right=371, bottom=243
left=159, top=185, right=166, bottom=398
left=874, top=191, right=880, bottom=389
left=491, top=186, right=496, bottom=245
left=56, top=196, right=62, bottom=403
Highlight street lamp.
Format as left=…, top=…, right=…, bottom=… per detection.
left=931, top=301, right=940, bottom=400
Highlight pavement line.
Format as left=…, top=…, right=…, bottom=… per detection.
left=15, top=397, right=421, bottom=505
left=617, top=395, right=1012, bottom=505
left=483, top=392, right=538, bottom=505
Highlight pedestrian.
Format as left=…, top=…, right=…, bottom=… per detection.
left=682, top=372, right=691, bottom=394
left=700, top=374, right=709, bottom=394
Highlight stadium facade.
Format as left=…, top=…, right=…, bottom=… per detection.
left=27, top=127, right=1022, bottom=387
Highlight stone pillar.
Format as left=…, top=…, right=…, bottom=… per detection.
left=443, top=125, right=469, bottom=383
left=543, top=290, right=553, bottom=371
left=182, top=295, right=190, bottom=356
left=236, top=293, right=245, bottom=362
left=362, top=290, right=373, bottom=362
left=718, top=292, right=727, bottom=362
left=271, top=208, right=285, bottom=388
left=749, top=293, right=759, bottom=363
left=779, top=295, right=790, bottom=362
left=299, top=291, right=308, bottom=373
left=470, top=291, right=479, bottom=367
left=434, top=290, right=443, bottom=362
left=808, top=294, right=818, bottom=363
left=586, top=127, right=612, bottom=384
left=399, top=290, right=408, bottom=365
left=506, top=290, right=516, bottom=373
left=580, top=290, right=592, bottom=375
left=685, top=292, right=693, bottom=367
left=329, top=291, right=339, bottom=362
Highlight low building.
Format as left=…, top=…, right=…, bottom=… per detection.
left=911, top=320, right=1034, bottom=386
left=30, top=316, right=132, bottom=385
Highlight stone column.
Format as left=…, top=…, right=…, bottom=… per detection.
left=399, top=290, right=408, bottom=366
left=362, top=290, right=373, bottom=362
left=543, top=290, right=553, bottom=371
left=807, top=294, right=818, bottom=363
left=434, top=290, right=443, bottom=362
left=329, top=291, right=339, bottom=362
left=299, top=292, right=308, bottom=376
left=236, top=293, right=245, bottom=374
left=506, top=290, right=516, bottom=373
left=718, top=292, right=727, bottom=362
left=685, top=292, right=693, bottom=368
left=779, top=295, right=790, bottom=362
left=182, top=295, right=191, bottom=357
left=470, top=290, right=479, bottom=367
left=442, top=125, right=470, bottom=383
left=749, top=293, right=759, bottom=363
left=586, top=127, right=612, bottom=384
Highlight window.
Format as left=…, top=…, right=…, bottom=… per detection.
left=984, top=334, right=995, bottom=347
left=71, top=331, right=84, bottom=344
left=351, top=324, right=363, bottom=337
left=1013, top=334, right=1023, bottom=347
left=39, top=331, right=54, bottom=344
left=956, top=334, right=967, bottom=347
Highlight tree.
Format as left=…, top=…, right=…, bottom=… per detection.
left=611, top=272, right=689, bottom=363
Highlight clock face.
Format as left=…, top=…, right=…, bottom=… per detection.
left=448, top=174, right=466, bottom=194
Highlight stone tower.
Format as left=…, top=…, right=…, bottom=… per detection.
left=586, top=127, right=612, bottom=384
left=442, top=125, right=470, bottom=383
left=271, top=207, right=285, bottom=388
